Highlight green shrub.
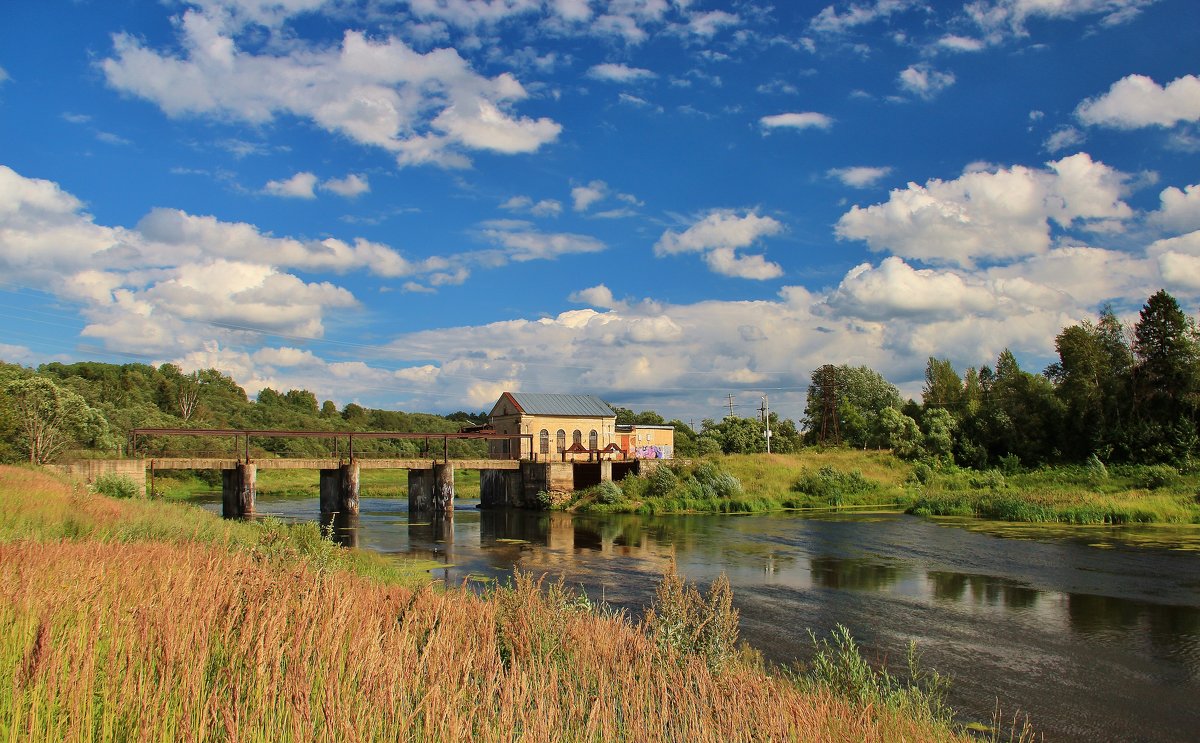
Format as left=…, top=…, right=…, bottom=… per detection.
left=968, top=470, right=1006, bottom=492
left=646, top=465, right=679, bottom=499
left=91, top=473, right=139, bottom=499
left=533, top=490, right=553, bottom=510
left=793, top=466, right=878, bottom=505
left=594, top=480, right=624, bottom=505
left=643, top=564, right=739, bottom=672
left=1084, top=453, right=1109, bottom=481
left=793, top=624, right=951, bottom=727
left=908, top=461, right=933, bottom=486
left=998, top=454, right=1022, bottom=475
left=1138, top=464, right=1179, bottom=490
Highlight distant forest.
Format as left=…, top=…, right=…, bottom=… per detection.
left=1, top=289, right=1197, bottom=469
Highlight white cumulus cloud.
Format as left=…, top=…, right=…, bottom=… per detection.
left=321, top=173, right=370, bottom=198
left=835, top=153, right=1133, bottom=268
left=655, top=210, right=784, bottom=280
left=587, top=62, right=656, bottom=83
left=264, top=171, right=317, bottom=199
left=828, top=166, right=893, bottom=188
left=760, top=112, right=834, bottom=131
left=899, top=63, right=956, bottom=100
left=102, top=14, right=561, bottom=169
left=1076, top=74, right=1200, bottom=129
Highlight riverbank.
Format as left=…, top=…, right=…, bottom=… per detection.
left=2, top=466, right=986, bottom=741
left=565, top=452, right=1200, bottom=525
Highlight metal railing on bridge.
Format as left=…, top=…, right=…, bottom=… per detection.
left=129, top=428, right=534, bottom=463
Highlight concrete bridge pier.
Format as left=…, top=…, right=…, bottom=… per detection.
left=319, top=461, right=360, bottom=515
left=480, top=469, right=523, bottom=508
left=433, top=463, right=454, bottom=511
left=222, top=463, right=256, bottom=518
left=409, top=463, right=454, bottom=514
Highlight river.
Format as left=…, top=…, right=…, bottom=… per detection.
left=194, top=493, right=1200, bottom=742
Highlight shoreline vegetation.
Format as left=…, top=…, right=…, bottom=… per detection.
left=0, top=465, right=1035, bottom=741
left=148, top=447, right=1200, bottom=527
left=561, top=451, right=1200, bottom=526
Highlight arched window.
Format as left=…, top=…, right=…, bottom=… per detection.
left=539, top=429, right=549, bottom=454
left=572, top=429, right=582, bottom=446
left=589, top=429, right=598, bottom=450
left=556, top=429, right=566, bottom=452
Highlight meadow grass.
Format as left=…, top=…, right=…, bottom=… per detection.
left=910, top=462, right=1200, bottom=525
left=0, top=465, right=973, bottom=742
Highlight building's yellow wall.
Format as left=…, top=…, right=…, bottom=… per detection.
left=488, top=413, right=616, bottom=460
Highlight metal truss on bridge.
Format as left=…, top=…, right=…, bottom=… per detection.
left=128, top=428, right=533, bottom=463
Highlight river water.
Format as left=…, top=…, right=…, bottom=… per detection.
left=195, top=493, right=1200, bottom=742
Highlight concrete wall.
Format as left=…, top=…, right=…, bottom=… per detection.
left=46, top=459, right=147, bottom=497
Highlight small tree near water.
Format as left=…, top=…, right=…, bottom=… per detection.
left=4, top=377, right=111, bottom=464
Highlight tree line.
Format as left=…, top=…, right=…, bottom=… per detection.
left=0, top=360, right=488, bottom=463
left=802, top=289, right=1200, bottom=467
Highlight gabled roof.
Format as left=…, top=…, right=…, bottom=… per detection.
left=492, top=392, right=616, bottom=418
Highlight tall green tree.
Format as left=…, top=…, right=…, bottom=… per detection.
left=803, top=365, right=902, bottom=448
left=1130, top=290, right=1200, bottom=461
left=1049, top=306, right=1132, bottom=459
left=922, top=358, right=964, bottom=416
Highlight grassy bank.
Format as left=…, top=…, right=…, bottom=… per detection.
left=909, top=462, right=1200, bottom=524
left=565, top=451, right=910, bottom=515
left=565, top=451, right=1200, bottom=525
left=0, top=467, right=434, bottom=586
left=0, top=466, right=982, bottom=741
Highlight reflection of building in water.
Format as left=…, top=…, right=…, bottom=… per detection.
left=479, top=509, right=675, bottom=571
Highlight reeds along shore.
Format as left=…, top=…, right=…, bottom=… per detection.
left=0, top=467, right=969, bottom=742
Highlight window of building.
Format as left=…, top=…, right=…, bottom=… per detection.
left=573, top=429, right=582, bottom=446
left=556, top=429, right=566, bottom=452
left=589, top=430, right=598, bottom=450
left=646, top=431, right=653, bottom=442
left=539, top=429, right=549, bottom=454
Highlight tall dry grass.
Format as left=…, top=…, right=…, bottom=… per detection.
left=1, top=537, right=966, bottom=742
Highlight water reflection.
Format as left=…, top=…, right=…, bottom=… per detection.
left=928, top=571, right=1039, bottom=609
left=1068, top=592, right=1200, bottom=637
left=810, top=556, right=904, bottom=591
left=320, top=510, right=359, bottom=549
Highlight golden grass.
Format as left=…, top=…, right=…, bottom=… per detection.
left=1, top=539, right=965, bottom=742
left=0, top=465, right=968, bottom=742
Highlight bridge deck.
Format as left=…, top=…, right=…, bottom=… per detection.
left=146, top=458, right=522, bottom=471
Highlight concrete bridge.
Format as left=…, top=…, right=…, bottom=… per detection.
left=52, top=452, right=652, bottom=518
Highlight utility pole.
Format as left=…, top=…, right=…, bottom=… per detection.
left=759, top=395, right=772, bottom=454
left=727, top=394, right=735, bottom=418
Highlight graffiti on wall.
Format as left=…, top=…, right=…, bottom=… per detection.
left=635, top=445, right=672, bottom=460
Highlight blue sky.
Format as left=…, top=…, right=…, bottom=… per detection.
left=1, top=0, right=1198, bottom=423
